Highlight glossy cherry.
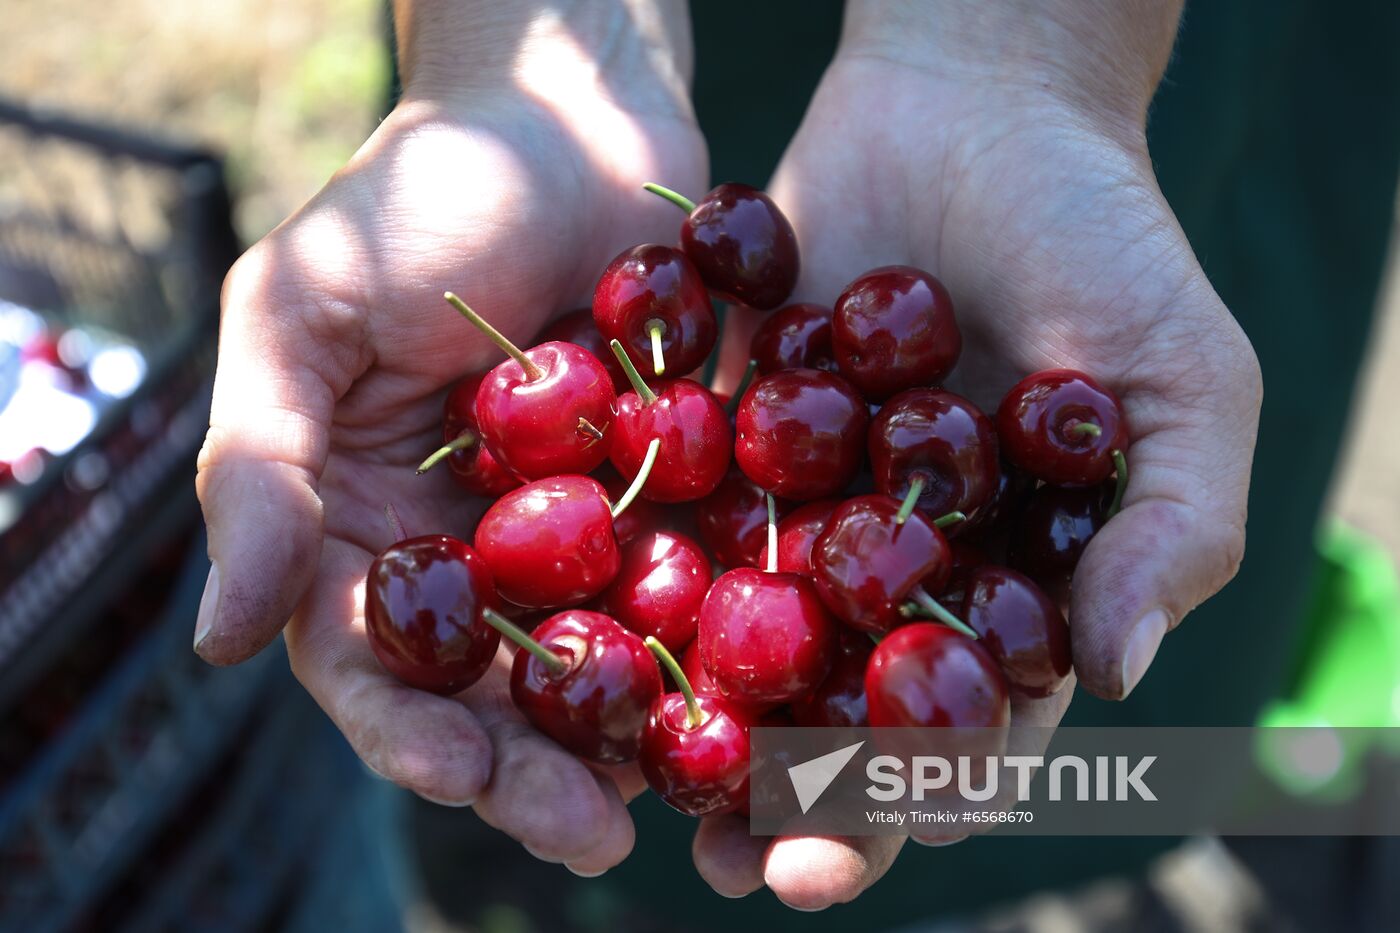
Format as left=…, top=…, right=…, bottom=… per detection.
left=937, top=540, right=991, bottom=612
left=676, top=641, right=772, bottom=715
left=505, top=609, right=662, bottom=763
left=735, top=369, right=869, bottom=500
left=1008, top=482, right=1111, bottom=601
left=474, top=475, right=620, bottom=608
left=869, top=388, right=999, bottom=524
left=698, top=567, right=838, bottom=705
left=811, top=494, right=953, bottom=635
left=961, top=458, right=1034, bottom=538
left=790, top=630, right=873, bottom=727
left=695, top=466, right=784, bottom=568
left=646, top=181, right=798, bottom=311
left=963, top=566, right=1072, bottom=698
left=996, top=369, right=1129, bottom=486
left=599, top=530, right=712, bottom=652
left=593, top=244, right=715, bottom=377
left=593, top=463, right=666, bottom=545
left=757, top=498, right=840, bottom=575
left=421, top=374, right=522, bottom=497
left=365, top=534, right=501, bottom=695
left=832, top=266, right=961, bottom=401
left=749, top=302, right=835, bottom=375
left=538, top=307, right=629, bottom=392
left=865, top=623, right=1010, bottom=728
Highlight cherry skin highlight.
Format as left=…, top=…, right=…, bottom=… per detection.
left=365, top=534, right=500, bottom=695
left=832, top=265, right=961, bottom=401
left=509, top=610, right=662, bottom=764
left=594, top=244, right=716, bottom=377
left=865, top=623, right=1010, bottom=728
left=749, top=302, right=835, bottom=374
left=870, top=388, right=999, bottom=526
left=474, top=475, right=620, bottom=608
left=640, top=692, right=753, bottom=816
left=611, top=379, right=732, bottom=502
left=677, top=182, right=799, bottom=310
left=734, top=369, right=869, bottom=500
left=996, top=369, right=1128, bottom=486
left=599, top=530, right=712, bottom=653
left=963, top=566, right=1072, bottom=698
left=757, top=498, right=840, bottom=576
left=440, top=374, right=521, bottom=497
left=539, top=307, right=629, bottom=393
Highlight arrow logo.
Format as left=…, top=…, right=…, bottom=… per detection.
left=787, top=741, right=866, bottom=814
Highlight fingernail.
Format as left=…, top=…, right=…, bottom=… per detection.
left=912, top=834, right=968, bottom=848
left=565, top=864, right=606, bottom=878
left=415, top=791, right=474, bottom=808
left=193, top=563, right=220, bottom=653
left=775, top=898, right=826, bottom=913
left=523, top=842, right=564, bottom=864
left=1121, top=608, right=1169, bottom=698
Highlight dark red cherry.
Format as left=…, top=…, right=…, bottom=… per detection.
left=599, top=530, right=712, bottom=652
left=508, top=610, right=662, bottom=763
left=865, top=623, right=1009, bottom=728
left=963, top=566, right=1072, bottom=698
left=641, top=691, right=753, bottom=816
left=734, top=369, right=869, bottom=500
left=612, top=378, right=732, bottom=502
left=996, top=369, right=1128, bottom=486
left=811, top=494, right=952, bottom=635
left=593, top=463, right=666, bottom=544
left=832, top=266, right=961, bottom=401
left=594, top=245, right=716, bottom=377
left=365, top=535, right=501, bottom=695
left=757, top=499, right=840, bottom=575
left=1008, top=482, right=1110, bottom=603
left=437, top=374, right=522, bottom=497
left=790, top=630, right=872, bottom=727
left=937, top=541, right=991, bottom=612
left=696, top=466, right=787, bottom=568
left=749, top=303, right=835, bottom=375
left=869, top=388, right=998, bottom=525
left=698, top=567, right=838, bottom=704
left=539, top=307, right=629, bottom=392
left=474, top=475, right=619, bottom=608
left=960, top=458, right=1033, bottom=538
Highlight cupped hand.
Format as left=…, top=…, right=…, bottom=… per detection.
left=194, top=18, right=706, bottom=875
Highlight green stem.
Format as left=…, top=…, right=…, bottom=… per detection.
left=611, top=437, right=661, bottom=519
left=907, top=586, right=979, bottom=639
left=482, top=608, right=567, bottom=675
left=641, top=182, right=697, bottom=213
left=445, top=292, right=543, bottom=381
left=384, top=503, right=406, bottom=542
left=724, top=359, right=758, bottom=416
left=1071, top=421, right=1102, bottom=439
left=1108, top=449, right=1129, bottom=518
left=416, top=431, right=475, bottom=474
left=934, top=511, right=967, bottom=529
left=645, top=636, right=702, bottom=730
left=646, top=319, right=667, bottom=376
left=895, top=476, right=926, bottom=525
left=609, top=339, right=658, bottom=405
left=766, top=493, right=779, bottom=574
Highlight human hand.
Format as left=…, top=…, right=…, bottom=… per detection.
left=194, top=0, right=705, bottom=875
left=701, top=0, right=1261, bottom=907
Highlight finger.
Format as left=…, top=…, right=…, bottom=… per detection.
left=285, top=539, right=492, bottom=805
left=562, top=772, right=638, bottom=877
left=1071, top=313, right=1260, bottom=699
left=763, top=835, right=906, bottom=912
left=195, top=234, right=366, bottom=664
left=589, top=762, right=649, bottom=803
left=692, top=814, right=769, bottom=898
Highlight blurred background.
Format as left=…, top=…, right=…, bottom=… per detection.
left=1, top=1, right=1397, bottom=931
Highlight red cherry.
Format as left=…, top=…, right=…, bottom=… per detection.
left=790, top=630, right=872, bottom=727
left=869, top=388, right=998, bottom=525
left=695, top=466, right=786, bottom=568
left=960, top=458, right=1034, bottom=538
left=996, top=369, right=1129, bottom=486
left=610, top=368, right=732, bottom=502
left=647, top=182, right=799, bottom=311
left=365, top=535, right=501, bottom=695
left=426, top=374, right=521, bottom=497
left=599, top=530, right=712, bottom=653
left=865, top=624, right=1009, bottom=728
left=811, top=494, right=953, bottom=635
left=832, top=266, right=961, bottom=401
left=937, top=540, right=991, bottom=612
left=593, top=463, right=667, bottom=544
left=757, top=499, right=840, bottom=575
left=506, top=610, right=662, bottom=763
left=675, top=641, right=772, bottom=715
left=734, top=369, right=869, bottom=500
left=1008, top=482, right=1110, bottom=603
left=697, top=567, right=838, bottom=705
left=539, top=307, right=630, bottom=393
left=594, top=245, right=716, bottom=378
left=963, top=566, right=1072, bottom=698
left=749, top=303, right=836, bottom=375
left=474, top=476, right=620, bottom=608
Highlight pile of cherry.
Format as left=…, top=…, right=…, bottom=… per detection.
left=366, top=182, right=1129, bottom=818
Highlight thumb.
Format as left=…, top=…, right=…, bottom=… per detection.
left=194, top=238, right=356, bottom=664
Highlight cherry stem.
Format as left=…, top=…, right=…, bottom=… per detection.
left=416, top=431, right=475, bottom=474
left=645, top=636, right=702, bottom=730
left=1108, top=449, right=1128, bottom=518
left=646, top=319, right=667, bottom=376
left=445, top=292, right=543, bottom=381
left=641, top=182, right=697, bottom=214
left=1072, top=422, right=1102, bottom=439
left=907, top=586, right=979, bottom=639
left=766, top=493, right=779, bottom=574
left=609, top=338, right=658, bottom=405
left=724, top=359, right=758, bottom=416
left=611, top=437, right=661, bottom=519
left=383, top=503, right=407, bottom=542
left=895, top=476, right=926, bottom=525
left=934, top=510, right=967, bottom=529
left=481, top=608, right=567, bottom=675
